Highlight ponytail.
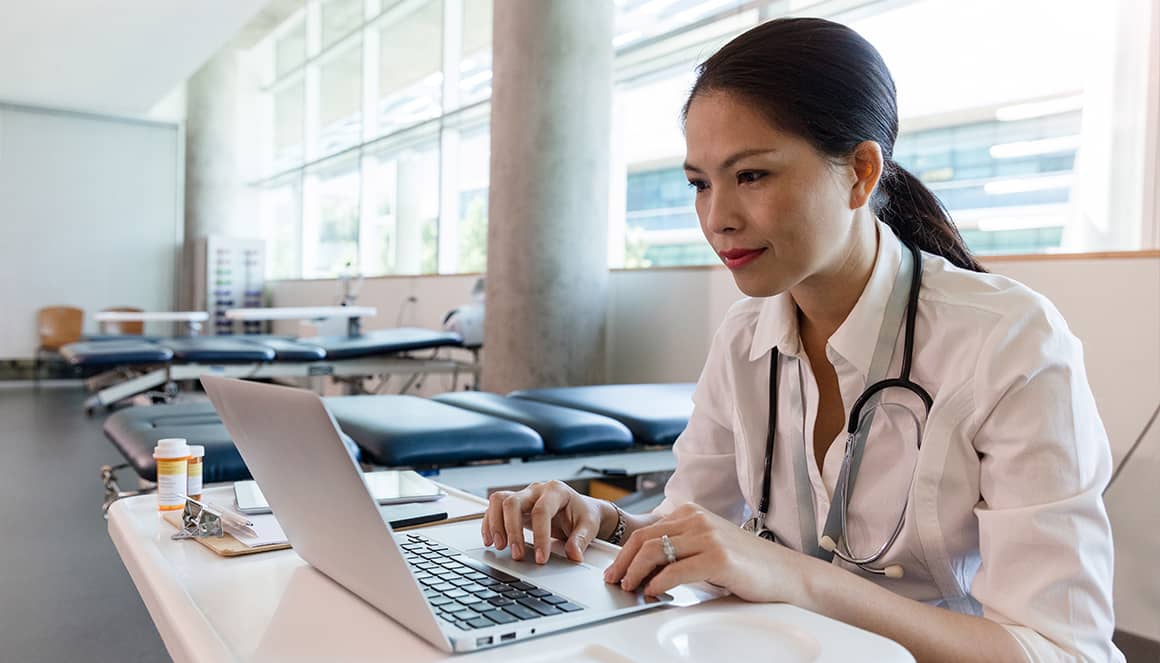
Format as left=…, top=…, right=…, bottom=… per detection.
left=876, top=161, right=986, bottom=273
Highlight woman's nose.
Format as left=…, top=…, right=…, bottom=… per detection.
left=703, top=190, right=741, bottom=235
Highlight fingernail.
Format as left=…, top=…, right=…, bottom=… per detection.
left=536, top=548, right=546, bottom=564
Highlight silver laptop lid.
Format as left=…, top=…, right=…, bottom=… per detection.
left=201, top=376, right=450, bottom=651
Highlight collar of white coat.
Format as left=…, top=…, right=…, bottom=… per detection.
left=746, top=218, right=905, bottom=381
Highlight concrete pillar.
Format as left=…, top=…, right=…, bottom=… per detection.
left=483, top=0, right=615, bottom=391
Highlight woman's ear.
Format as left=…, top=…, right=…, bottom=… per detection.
left=849, top=141, right=884, bottom=210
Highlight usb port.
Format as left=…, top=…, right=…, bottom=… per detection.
left=476, top=636, right=493, bottom=646
left=501, top=633, right=516, bottom=642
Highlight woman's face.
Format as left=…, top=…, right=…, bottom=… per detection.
left=684, top=91, right=859, bottom=298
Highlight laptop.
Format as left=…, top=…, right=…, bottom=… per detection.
left=201, top=376, right=672, bottom=653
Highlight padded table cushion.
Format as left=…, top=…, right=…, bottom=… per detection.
left=510, top=383, right=695, bottom=446
left=433, top=392, right=633, bottom=454
left=60, top=340, right=174, bottom=367
left=324, top=395, right=543, bottom=466
left=103, top=402, right=360, bottom=483
left=303, top=328, right=463, bottom=360
left=245, top=337, right=328, bottom=361
left=160, top=338, right=277, bottom=363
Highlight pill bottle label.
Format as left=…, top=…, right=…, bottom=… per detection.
left=186, top=457, right=204, bottom=501
left=157, top=457, right=189, bottom=511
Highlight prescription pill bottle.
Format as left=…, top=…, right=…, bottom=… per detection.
left=154, top=438, right=190, bottom=512
left=186, top=445, right=205, bottom=502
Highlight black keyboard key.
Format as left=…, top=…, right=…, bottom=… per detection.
left=502, top=590, right=527, bottom=600
left=427, top=545, right=448, bottom=552
left=451, top=620, right=472, bottom=631
left=469, top=602, right=494, bottom=613
left=478, top=578, right=504, bottom=588
left=541, top=595, right=567, bottom=605
left=449, top=578, right=475, bottom=587
left=451, top=555, right=519, bottom=582
left=482, top=610, right=518, bottom=625
left=527, top=589, right=551, bottom=598
left=500, top=603, right=540, bottom=621
left=447, top=609, right=475, bottom=621
left=460, top=583, right=486, bottom=593
left=418, top=576, right=441, bottom=586
left=518, top=598, right=562, bottom=616
left=510, top=581, right=536, bottom=591
left=557, top=602, right=582, bottom=612
left=467, top=617, right=494, bottom=630
left=487, top=597, right=514, bottom=607
left=431, top=583, right=455, bottom=593
left=445, top=589, right=469, bottom=599
left=472, top=589, right=500, bottom=600
left=464, top=573, right=490, bottom=582
left=429, top=596, right=454, bottom=607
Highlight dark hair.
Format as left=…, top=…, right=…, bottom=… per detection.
left=683, top=17, right=985, bottom=273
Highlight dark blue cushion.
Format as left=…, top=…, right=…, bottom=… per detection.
left=302, top=328, right=463, bottom=360
left=324, top=395, right=543, bottom=466
left=60, top=340, right=173, bottom=367
left=434, top=392, right=633, bottom=454
left=245, top=337, right=327, bottom=361
left=160, top=338, right=277, bottom=363
left=103, top=402, right=360, bottom=483
left=509, top=384, right=695, bottom=446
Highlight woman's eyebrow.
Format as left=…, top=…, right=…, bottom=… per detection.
left=684, top=148, right=779, bottom=174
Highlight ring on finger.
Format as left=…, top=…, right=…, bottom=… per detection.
left=661, top=534, right=677, bottom=565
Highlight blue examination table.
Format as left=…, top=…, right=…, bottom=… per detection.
left=62, top=328, right=473, bottom=414
left=100, top=384, right=694, bottom=508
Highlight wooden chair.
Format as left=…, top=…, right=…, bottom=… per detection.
left=98, top=306, right=145, bottom=336
left=36, top=306, right=84, bottom=383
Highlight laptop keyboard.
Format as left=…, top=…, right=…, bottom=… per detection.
left=400, top=533, right=585, bottom=632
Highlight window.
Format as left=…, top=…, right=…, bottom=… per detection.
left=255, top=0, right=1157, bottom=279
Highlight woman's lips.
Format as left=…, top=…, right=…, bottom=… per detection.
left=719, top=247, right=766, bottom=270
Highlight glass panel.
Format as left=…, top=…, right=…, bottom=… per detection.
left=458, top=0, right=493, bottom=108
left=854, top=0, right=1147, bottom=254
left=272, top=79, right=305, bottom=172
left=317, top=40, right=364, bottom=156
left=363, top=136, right=440, bottom=276
left=275, top=18, right=307, bottom=78
left=258, top=176, right=304, bottom=280
left=615, top=66, right=706, bottom=268
left=377, top=0, right=443, bottom=135
left=452, top=123, right=490, bottom=274
left=321, top=0, right=365, bottom=49
left=303, top=157, right=361, bottom=278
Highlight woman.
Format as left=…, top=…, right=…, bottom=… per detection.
left=481, top=17, right=1121, bottom=662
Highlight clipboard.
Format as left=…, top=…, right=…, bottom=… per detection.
left=165, top=484, right=488, bottom=558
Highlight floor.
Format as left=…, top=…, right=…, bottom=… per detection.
left=1, top=385, right=1157, bottom=662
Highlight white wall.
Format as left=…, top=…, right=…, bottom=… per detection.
left=0, top=104, right=182, bottom=356
left=271, top=254, right=1160, bottom=637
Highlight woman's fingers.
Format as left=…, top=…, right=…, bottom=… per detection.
left=529, top=487, right=567, bottom=564
left=617, top=536, right=670, bottom=591
left=483, top=490, right=514, bottom=549
left=604, top=520, right=679, bottom=583
left=564, top=516, right=598, bottom=562
left=501, top=491, right=530, bottom=560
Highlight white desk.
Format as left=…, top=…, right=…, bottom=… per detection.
left=93, top=311, right=209, bottom=336
left=107, top=486, right=913, bottom=663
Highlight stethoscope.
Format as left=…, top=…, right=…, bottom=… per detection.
left=743, top=240, right=933, bottom=578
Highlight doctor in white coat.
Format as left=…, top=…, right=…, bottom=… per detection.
left=481, top=17, right=1122, bottom=663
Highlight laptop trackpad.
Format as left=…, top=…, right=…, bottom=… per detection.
left=462, top=543, right=595, bottom=578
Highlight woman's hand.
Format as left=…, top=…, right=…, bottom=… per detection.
left=603, top=503, right=807, bottom=602
left=481, top=480, right=614, bottom=564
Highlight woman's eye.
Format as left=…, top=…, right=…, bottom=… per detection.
left=737, top=171, right=766, bottom=184
left=687, top=179, right=708, bottom=193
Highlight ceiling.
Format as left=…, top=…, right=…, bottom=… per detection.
left=0, top=0, right=275, bottom=117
